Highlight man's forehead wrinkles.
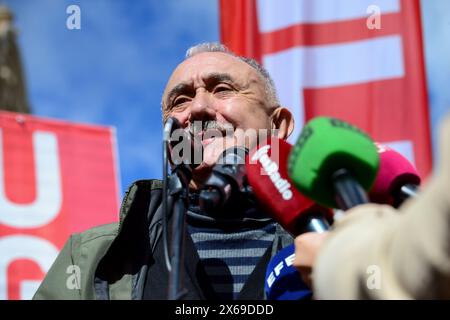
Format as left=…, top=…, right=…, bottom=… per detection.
left=205, top=72, right=234, bottom=82
left=176, top=71, right=236, bottom=86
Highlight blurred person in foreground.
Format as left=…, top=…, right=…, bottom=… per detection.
left=293, top=115, right=450, bottom=299
left=33, top=42, right=297, bottom=300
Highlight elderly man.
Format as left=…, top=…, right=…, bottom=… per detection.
left=33, top=42, right=298, bottom=300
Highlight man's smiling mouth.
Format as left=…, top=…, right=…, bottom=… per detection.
left=196, top=127, right=234, bottom=146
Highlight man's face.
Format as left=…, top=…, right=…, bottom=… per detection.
left=162, top=52, right=275, bottom=188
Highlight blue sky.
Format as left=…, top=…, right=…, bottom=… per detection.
left=3, top=0, right=450, bottom=195
left=3, top=0, right=219, bottom=194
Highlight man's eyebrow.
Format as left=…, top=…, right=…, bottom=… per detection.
left=165, top=82, right=192, bottom=107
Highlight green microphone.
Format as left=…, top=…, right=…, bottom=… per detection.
left=288, top=117, right=380, bottom=209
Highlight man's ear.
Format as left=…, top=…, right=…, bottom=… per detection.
left=270, top=107, right=294, bottom=140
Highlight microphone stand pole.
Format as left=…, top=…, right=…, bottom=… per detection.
left=167, top=163, right=192, bottom=300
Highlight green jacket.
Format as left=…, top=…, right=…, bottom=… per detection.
left=33, top=179, right=293, bottom=300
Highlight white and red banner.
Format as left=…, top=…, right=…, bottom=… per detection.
left=0, top=111, right=120, bottom=300
left=220, top=0, right=432, bottom=177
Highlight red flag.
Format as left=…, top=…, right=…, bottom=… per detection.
left=220, top=0, right=432, bottom=177
left=0, top=111, right=120, bottom=299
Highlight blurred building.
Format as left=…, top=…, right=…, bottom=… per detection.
left=0, top=5, right=30, bottom=114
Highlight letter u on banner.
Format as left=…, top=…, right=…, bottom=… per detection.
left=0, top=130, right=62, bottom=229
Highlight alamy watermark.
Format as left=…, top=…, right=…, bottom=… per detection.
left=66, top=265, right=81, bottom=290
left=167, top=120, right=281, bottom=170
left=366, top=265, right=381, bottom=290
left=367, top=5, right=381, bottom=30
left=66, top=5, right=81, bottom=30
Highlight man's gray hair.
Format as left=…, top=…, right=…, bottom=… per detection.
left=185, top=42, right=280, bottom=107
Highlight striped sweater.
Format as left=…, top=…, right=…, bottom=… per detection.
left=187, top=205, right=276, bottom=300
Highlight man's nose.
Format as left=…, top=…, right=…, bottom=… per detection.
left=189, top=89, right=216, bottom=121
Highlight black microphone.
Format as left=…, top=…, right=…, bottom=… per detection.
left=163, top=117, right=182, bottom=141
left=163, top=117, right=202, bottom=169
left=199, top=146, right=248, bottom=212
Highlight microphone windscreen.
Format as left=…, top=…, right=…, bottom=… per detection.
left=265, top=244, right=312, bottom=300
left=370, top=143, right=421, bottom=204
left=246, top=137, right=332, bottom=235
left=288, top=117, right=379, bottom=208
